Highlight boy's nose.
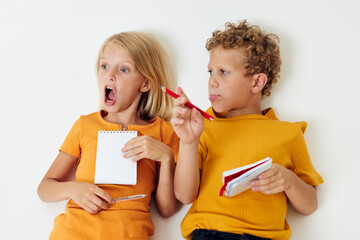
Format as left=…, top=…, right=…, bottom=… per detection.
left=208, top=75, right=218, bottom=88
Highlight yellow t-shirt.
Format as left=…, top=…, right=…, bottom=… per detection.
left=181, top=108, right=323, bottom=240
left=50, top=111, right=179, bottom=240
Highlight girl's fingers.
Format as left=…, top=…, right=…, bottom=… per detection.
left=122, top=136, right=147, bottom=152
left=131, top=152, right=147, bottom=162
left=123, top=147, right=142, bottom=159
left=84, top=199, right=100, bottom=214
left=94, top=188, right=114, bottom=205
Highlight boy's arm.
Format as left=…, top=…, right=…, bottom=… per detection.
left=174, top=140, right=200, bottom=204
left=284, top=171, right=318, bottom=215
left=171, top=87, right=204, bottom=204
left=251, top=163, right=318, bottom=215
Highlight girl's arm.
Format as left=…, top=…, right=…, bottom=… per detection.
left=250, top=163, right=318, bottom=215
left=37, top=151, right=114, bottom=214
left=123, top=135, right=179, bottom=217
left=154, top=149, right=179, bottom=217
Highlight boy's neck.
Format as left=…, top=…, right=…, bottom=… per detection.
left=226, top=106, right=262, bottom=118
left=225, top=97, right=263, bottom=118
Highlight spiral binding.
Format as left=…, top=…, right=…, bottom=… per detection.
left=98, top=130, right=137, bottom=134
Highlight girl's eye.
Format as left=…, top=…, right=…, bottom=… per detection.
left=121, top=67, right=129, bottom=73
left=208, top=70, right=213, bottom=75
left=101, top=64, right=109, bottom=70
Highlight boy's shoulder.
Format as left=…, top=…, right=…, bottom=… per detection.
left=262, top=108, right=307, bottom=134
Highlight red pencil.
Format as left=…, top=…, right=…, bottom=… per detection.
left=160, top=85, right=214, bottom=121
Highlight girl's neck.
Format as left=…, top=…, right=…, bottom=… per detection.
left=102, top=110, right=149, bottom=128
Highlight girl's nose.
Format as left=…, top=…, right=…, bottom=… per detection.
left=107, top=69, right=116, bottom=82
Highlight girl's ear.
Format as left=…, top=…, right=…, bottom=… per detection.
left=251, top=73, right=268, bottom=94
left=140, top=79, right=151, bottom=93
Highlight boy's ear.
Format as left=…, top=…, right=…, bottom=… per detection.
left=251, top=73, right=268, bottom=94
left=140, top=79, right=151, bottom=93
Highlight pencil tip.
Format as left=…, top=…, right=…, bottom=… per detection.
left=159, top=85, right=166, bottom=92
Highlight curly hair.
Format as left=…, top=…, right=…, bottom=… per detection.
left=206, top=20, right=281, bottom=96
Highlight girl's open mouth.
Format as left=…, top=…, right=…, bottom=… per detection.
left=105, top=86, right=116, bottom=106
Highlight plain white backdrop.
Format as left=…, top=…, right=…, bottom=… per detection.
left=1, top=0, right=359, bottom=239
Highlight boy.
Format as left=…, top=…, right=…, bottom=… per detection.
left=171, top=20, right=323, bottom=240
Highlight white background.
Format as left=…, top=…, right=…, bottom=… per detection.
left=1, top=0, right=359, bottom=239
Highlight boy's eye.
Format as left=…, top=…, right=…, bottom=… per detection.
left=101, top=64, right=109, bottom=70
left=208, top=70, right=213, bottom=75
left=121, top=67, right=129, bottom=73
left=220, top=69, right=228, bottom=74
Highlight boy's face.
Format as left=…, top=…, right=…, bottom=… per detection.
left=207, top=47, right=255, bottom=117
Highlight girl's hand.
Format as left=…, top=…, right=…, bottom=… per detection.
left=122, top=135, right=173, bottom=163
left=67, top=182, right=114, bottom=214
left=250, top=163, right=295, bottom=194
left=171, top=87, right=204, bottom=144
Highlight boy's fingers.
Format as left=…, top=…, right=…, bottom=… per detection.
left=176, top=87, right=190, bottom=103
left=176, top=86, right=184, bottom=95
left=171, top=117, right=185, bottom=126
left=192, top=108, right=202, bottom=122
left=172, top=105, right=187, bottom=115
left=258, top=167, right=276, bottom=179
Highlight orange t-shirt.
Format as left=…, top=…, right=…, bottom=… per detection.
left=50, top=111, right=179, bottom=240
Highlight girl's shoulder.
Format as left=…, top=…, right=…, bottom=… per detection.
left=72, top=111, right=102, bottom=129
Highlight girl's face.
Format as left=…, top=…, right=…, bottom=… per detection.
left=98, top=42, right=149, bottom=114
left=207, top=47, right=255, bottom=117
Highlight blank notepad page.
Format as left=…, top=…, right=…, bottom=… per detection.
left=94, top=130, right=137, bottom=185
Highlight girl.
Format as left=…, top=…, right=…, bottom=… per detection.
left=37, top=32, right=180, bottom=240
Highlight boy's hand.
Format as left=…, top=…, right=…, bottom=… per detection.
left=171, top=87, right=204, bottom=144
left=122, top=135, right=174, bottom=163
left=250, top=163, right=295, bottom=194
left=67, top=182, right=114, bottom=214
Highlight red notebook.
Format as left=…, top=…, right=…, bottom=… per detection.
left=219, top=157, right=272, bottom=197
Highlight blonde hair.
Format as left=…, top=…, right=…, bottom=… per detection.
left=206, top=20, right=281, bottom=96
left=96, top=32, right=175, bottom=121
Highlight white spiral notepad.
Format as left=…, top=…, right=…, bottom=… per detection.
left=94, top=130, right=137, bottom=185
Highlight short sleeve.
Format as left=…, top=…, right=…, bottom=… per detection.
left=159, top=120, right=180, bottom=163
left=164, top=130, right=180, bottom=163
left=59, top=118, right=82, bottom=158
left=291, top=125, right=324, bottom=186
